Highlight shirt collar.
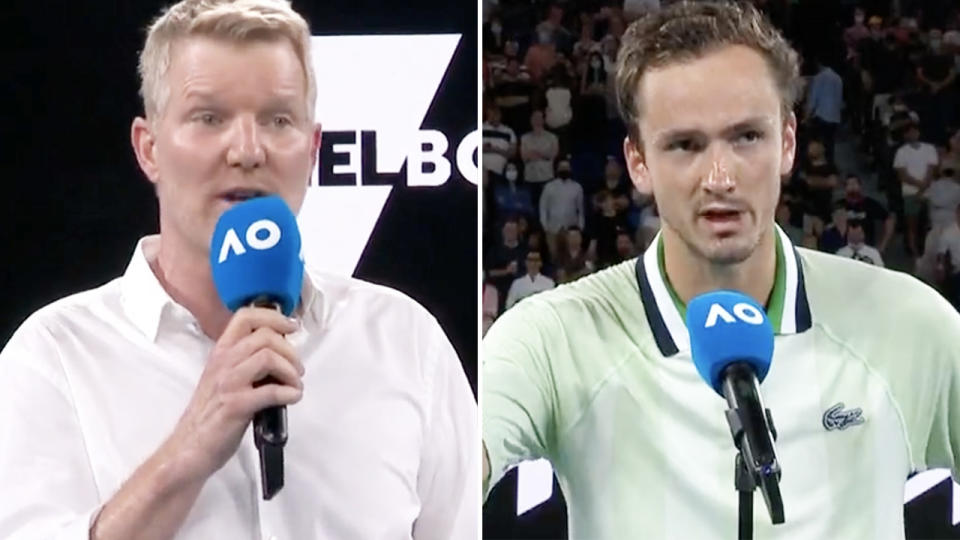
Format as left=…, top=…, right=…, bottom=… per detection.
left=120, top=235, right=323, bottom=342
left=634, top=224, right=812, bottom=357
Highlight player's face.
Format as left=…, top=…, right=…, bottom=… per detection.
left=133, top=36, right=321, bottom=256
left=625, top=45, right=796, bottom=265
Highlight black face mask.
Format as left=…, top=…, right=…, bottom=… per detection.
left=557, top=170, right=572, bottom=179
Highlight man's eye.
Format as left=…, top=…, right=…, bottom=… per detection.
left=738, top=130, right=764, bottom=143
left=667, top=139, right=698, bottom=152
left=197, top=113, right=220, bottom=125
left=273, top=116, right=292, bottom=128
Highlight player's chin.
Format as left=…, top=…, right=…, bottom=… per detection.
left=697, top=232, right=758, bottom=265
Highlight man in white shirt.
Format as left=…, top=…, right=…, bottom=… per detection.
left=918, top=170, right=960, bottom=282
left=505, top=250, right=556, bottom=309
left=539, top=159, right=585, bottom=258
left=893, top=123, right=939, bottom=255
left=0, top=2, right=477, bottom=539
left=483, top=104, right=517, bottom=176
left=835, top=220, right=885, bottom=267
left=520, top=110, right=559, bottom=193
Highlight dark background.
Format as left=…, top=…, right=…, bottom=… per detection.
left=0, top=0, right=478, bottom=389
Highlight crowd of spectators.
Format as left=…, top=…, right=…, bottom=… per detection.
left=482, top=0, right=960, bottom=333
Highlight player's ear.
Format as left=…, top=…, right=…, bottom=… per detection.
left=131, top=116, right=160, bottom=185
left=779, top=111, right=797, bottom=177
left=624, top=135, right=652, bottom=194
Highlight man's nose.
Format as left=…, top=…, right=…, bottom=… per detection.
left=226, top=115, right=266, bottom=169
left=701, top=145, right=735, bottom=193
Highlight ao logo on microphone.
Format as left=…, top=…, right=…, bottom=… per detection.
left=217, top=219, right=281, bottom=263
left=704, top=302, right=764, bottom=328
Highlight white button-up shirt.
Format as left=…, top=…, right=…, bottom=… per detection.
left=0, top=236, right=478, bottom=539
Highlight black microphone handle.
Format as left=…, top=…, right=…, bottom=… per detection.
left=248, top=296, right=289, bottom=448
left=721, top=362, right=784, bottom=524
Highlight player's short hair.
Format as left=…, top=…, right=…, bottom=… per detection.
left=139, top=0, right=316, bottom=124
left=615, top=1, right=800, bottom=144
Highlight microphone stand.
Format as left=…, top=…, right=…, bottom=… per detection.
left=724, top=406, right=784, bottom=540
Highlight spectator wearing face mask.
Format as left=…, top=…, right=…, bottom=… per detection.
left=493, top=161, right=535, bottom=220
left=540, top=158, right=584, bottom=258
left=520, top=109, right=559, bottom=205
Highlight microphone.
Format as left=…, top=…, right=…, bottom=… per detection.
left=685, top=290, right=784, bottom=526
left=210, top=194, right=304, bottom=500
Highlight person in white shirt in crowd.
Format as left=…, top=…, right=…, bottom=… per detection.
left=936, top=203, right=960, bottom=308
left=836, top=220, right=885, bottom=267
left=894, top=121, right=939, bottom=256
left=918, top=167, right=960, bottom=282
left=505, top=250, right=556, bottom=310
left=520, top=109, right=559, bottom=204
left=540, top=158, right=585, bottom=258
left=483, top=103, right=517, bottom=176
left=0, top=1, right=477, bottom=539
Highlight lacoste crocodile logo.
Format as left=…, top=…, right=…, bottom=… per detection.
left=822, top=402, right=866, bottom=431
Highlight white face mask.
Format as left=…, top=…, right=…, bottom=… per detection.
left=855, top=14, right=864, bottom=24
left=590, top=59, right=602, bottom=68
left=505, top=169, right=518, bottom=182
left=491, top=23, right=502, bottom=34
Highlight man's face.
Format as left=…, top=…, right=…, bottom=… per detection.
left=567, top=229, right=582, bottom=250
left=848, top=223, right=865, bottom=245
left=526, top=252, right=542, bottom=274
left=487, top=107, right=502, bottom=125
left=625, top=45, right=796, bottom=265
left=906, top=126, right=920, bottom=143
left=845, top=176, right=862, bottom=198
left=531, top=110, right=545, bottom=130
left=133, top=37, right=320, bottom=256
left=502, top=220, right=518, bottom=243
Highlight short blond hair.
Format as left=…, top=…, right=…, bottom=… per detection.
left=616, top=1, right=799, bottom=144
left=138, top=0, right=316, bottom=123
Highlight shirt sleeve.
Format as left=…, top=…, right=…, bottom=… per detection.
left=412, top=316, right=479, bottom=540
left=893, top=147, right=906, bottom=169
left=0, top=315, right=103, bottom=540
left=482, top=300, right=560, bottom=499
left=920, top=297, right=960, bottom=477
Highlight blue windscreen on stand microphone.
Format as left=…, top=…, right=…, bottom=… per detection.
left=209, top=195, right=304, bottom=316
left=685, top=290, right=775, bottom=395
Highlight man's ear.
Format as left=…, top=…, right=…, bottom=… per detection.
left=624, top=136, right=652, bottom=194
left=309, top=122, right=322, bottom=177
left=780, top=111, right=797, bottom=177
left=131, top=117, right=160, bottom=185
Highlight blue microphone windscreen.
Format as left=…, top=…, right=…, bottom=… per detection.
left=210, top=195, right=304, bottom=316
left=685, top=290, right=775, bottom=395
